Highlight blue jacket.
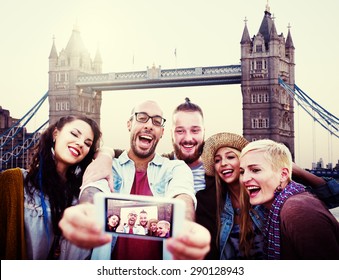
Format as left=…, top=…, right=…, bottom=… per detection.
left=219, top=191, right=266, bottom=260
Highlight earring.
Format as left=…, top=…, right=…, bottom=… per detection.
left=51, top=147, right=55, bottom=160
left=51, top=139, right=55, bottom=160
left=74, top=165, right=81, bottom=176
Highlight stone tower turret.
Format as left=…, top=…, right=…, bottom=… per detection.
left=48, top=26, right=103, bottom=125
left=93, top=46, right=103, bottom=74
left=240, top=5, right=295, bottom=158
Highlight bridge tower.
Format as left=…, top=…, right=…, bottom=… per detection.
left=48, top=25, right=102, bottom=125
left=240, top=5, right=296, bottom=157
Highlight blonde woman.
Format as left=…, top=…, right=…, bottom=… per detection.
left=239, top=139, right=339, bottom=259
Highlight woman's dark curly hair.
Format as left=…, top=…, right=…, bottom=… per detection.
left=106, top=214, right=121, bottom=232
left=25, top=115, right=102, bottom=234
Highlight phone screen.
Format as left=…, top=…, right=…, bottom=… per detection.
left=104, top=197, right=174, bottom=239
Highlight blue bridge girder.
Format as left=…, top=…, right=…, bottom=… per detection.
left=76, top=65, right=242, bottom=91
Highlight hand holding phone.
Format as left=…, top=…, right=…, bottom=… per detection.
left=94, top=193, right=186, bottom=241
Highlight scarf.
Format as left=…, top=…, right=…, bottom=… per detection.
left=264, top=181, right=305, bottom=259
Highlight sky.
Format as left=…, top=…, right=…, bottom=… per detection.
left=1, top=0, right=338, bottom=169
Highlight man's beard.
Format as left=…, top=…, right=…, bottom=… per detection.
left=173, top=141, right=204, bottom=164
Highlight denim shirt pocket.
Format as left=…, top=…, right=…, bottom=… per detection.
left=152, top=173, right=173, bottom=196
left=113, top=174, right=123, bottom=192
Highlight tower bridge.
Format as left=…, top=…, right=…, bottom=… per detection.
left=1, top=5, right=338, bottom=171
left=48, top=6, right=296, bottom=157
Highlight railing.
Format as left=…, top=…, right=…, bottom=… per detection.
left=76, top=65, right=242, bottom=89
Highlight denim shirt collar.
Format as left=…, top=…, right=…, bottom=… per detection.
left=118, top=150, right=165, bottom=167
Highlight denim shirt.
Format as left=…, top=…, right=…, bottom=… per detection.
left=111, top=151, right=196, bottom=201
left=89, top=151, right=196, bottom=260
left=219, top=191, right=266, bottom=260
left=23, top=169, right=91, bottom=260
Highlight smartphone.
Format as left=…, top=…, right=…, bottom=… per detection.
left=94, top=192, right=186, bottom=240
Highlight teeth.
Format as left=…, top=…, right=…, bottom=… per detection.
left=140, top=135, right=152, bottom=140
left=183, top=144, right=193, bottom=148
left=222, top=170, right=232, bottom=175
left=247, top=186, right=260, bottom=190
left=69, top=147, right=79, bottom=156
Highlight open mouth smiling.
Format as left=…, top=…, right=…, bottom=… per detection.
left=181, top=142, right=196, bottom=151
left=138, top=134, right=154, bottom=148
left=221, top=169, right=233, bottom=175
left=246, top=186, right=261, bottom=197
left=68, top=146, right=80, bottom=157
left=139, top=134, right=153, bottom=142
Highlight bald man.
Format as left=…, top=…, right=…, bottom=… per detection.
left=59, top=100, right=211, bottom=260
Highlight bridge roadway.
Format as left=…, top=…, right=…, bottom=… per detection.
left=76, top=64, right=242, bottom=91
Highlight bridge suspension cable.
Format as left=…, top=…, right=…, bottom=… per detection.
left=0, top=92, right=49, bottom=170
left=278, top=78, right=339, bottom=139
left=1, top=120, right=48, bottom=165
left=0, top=92, right=49, bottom=147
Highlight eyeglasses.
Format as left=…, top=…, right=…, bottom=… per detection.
left=132, top=112, right=166, bottom=127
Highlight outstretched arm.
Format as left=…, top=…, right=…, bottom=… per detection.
left=82, top=146, right=114, bottom=191
left=165, top=163, right=210, bottom=259
left=175, top=193, right=196, bottom=221
left=292, top=162, right=339, bottom=208
left=292, top=162, right=326, bottom=187
left=59, top=202, right=111, bottom=249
